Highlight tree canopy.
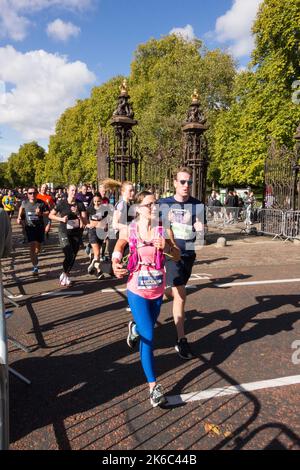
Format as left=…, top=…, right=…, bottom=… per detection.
left=6, top=0, right=299, bottom=189
left=42, top=35, right=236, bottom=185
left=5, top=141, right=46, bottom=187
left=213, top=0, right=300, bottom=186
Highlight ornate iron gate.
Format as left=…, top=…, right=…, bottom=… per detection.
left=97, top=84, right=209, bottom=199
left=264, top=137, right=300, bottom=210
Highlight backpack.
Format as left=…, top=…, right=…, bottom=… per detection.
left=127, top=222, right=165, bottom=273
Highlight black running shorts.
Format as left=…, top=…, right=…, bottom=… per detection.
left=25, top=225, right=45, bottom=243
left=165, top=253, right=196, bottom=287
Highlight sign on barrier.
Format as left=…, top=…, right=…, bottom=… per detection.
left=0, top=261, right=9, bottom=450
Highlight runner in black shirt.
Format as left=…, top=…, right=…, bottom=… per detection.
left=86, top=193, right=108, bottom=278
left=49, top=184, right=87, bottom=287
left=17, top=186, right=48, bottom=275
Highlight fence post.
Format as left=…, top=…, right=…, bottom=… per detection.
left=0, top=260, right=9, bottom=449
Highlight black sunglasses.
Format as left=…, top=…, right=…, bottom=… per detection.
left=28, top=191, right=36, bottom=195
left=178, top=180, right=193, bottom=186
left=139, top=202, right=157, bottom=209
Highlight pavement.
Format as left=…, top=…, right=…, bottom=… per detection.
left=3, top=221, right=300, bottom=450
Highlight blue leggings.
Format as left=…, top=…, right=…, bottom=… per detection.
left=127, top=290, right=163, bottom=383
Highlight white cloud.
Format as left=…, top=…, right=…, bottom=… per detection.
left=0, top=45, right=96, bottom=139
left=47, top=18, right=81, bottom=41
left=0, top=0, right=92, bottom=40
left=169, top=24, right=196, bottom=42
left=215, top=0, right=263, bottom=58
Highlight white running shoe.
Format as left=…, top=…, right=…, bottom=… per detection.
left=65, top=275, right=72, bottom=286
left=88, top=258, right=97, bottom=274
left=59, top=272, right=67, bottom=286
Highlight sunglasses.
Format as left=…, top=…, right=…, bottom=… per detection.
left=139, top=202, right=157, bottom=209
left=178, top=180, right=193, bottom=186
left=28, top=191, right=36, bottom=195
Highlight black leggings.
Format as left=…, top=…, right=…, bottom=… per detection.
left=58, top=230, right=82, bottom=274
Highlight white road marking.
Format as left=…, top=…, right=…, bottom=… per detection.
left=101, top=288, right=127, bottom=292
left=166, top=375, right=300, bottom=405
left=215, top=278, right=300, bottom=288
left=41, top=291, right=84, bottom=297
left=190, top=273, right=212, bottom=280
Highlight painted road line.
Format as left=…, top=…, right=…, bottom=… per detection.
left=215, top=278, right=300, bottom=288
left=41, top=291, right=84, bottom=297
left=102, top=286, right=198, bottom=293
left=101, top=288, right=127, bottom=293
left=190, top=273, right=212, bottom=280
left=166, top=375, right=300, bottom=406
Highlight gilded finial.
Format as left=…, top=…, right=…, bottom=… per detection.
left=191, top=88, right=199, bottom=103
left=120, top=79, right=128, bottom=96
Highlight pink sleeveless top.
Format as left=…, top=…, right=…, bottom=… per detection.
left=127, top=228, right=166, bottom=299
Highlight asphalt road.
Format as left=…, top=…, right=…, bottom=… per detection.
left=3, top=226, right=300, bottom=450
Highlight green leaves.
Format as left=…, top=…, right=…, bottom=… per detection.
left=213, top=0, right=300, bottom=187
left=6, top=142, right=46, bottom=187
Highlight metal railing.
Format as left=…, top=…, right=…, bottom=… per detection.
left=283, top=211, right=300, bottom=240
left=206, top=206, right=246, bottom=229
left=258, top=208, right=285, bottom=239
left=0, top=260, right=9, bottom=450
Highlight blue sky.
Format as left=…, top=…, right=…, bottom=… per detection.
left=0, top=0, right=263, bottom=161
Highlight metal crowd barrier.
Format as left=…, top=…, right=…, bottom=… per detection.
left=0, top=260, right=9, bottom=450
left=258, top=208, right=285, bottom=239
left=283, top=211, right=300, bottom=240
left=206, top=206, right=245, bottom=228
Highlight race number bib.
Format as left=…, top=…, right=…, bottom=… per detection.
left=137, top=269, right=163, bottom=290
left=27, top=211, right=39, bottom=223
left=66, top=219, right=80, bottom=230
left=171, top=221, right=194, bottom=240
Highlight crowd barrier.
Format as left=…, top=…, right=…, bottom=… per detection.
left=259, top=208, right=285, bottom=238
left=206, top=206, right=246, bottom=228
left=258, top=209, right=300, bottom=240
left=0, top=261, right=9, bottom=450
left=282, top=211, right=300, bottom=240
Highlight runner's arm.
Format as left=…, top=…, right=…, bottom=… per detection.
left=49, top=208, right=67, bottom=223
left=17, top=205, right=24, bottom=224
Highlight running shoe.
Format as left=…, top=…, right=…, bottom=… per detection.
left=59, top=272, right=67, bottom=286
left=127, top=321, right=139, bottom=349
left=150, top=384, right=166, bottom=408
left=65, top=275, right=72, bottom=287
left=32, top=266, right=39, bottom=276
left=97, top=271, right=105, bottom=280
left=87, top=258, right=97, bottom=274
left=175, top=338, right=195, bottom=360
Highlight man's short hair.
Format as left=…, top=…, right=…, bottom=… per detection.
left=173, top=166, right=193, bottom=180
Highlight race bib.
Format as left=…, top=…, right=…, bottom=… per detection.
left=172, top=221, right=194, bottom=240
left=66, top=219, right=80, bottom=230
left=27, top=211, right=39, bottom=222
left=137, top=269, right=163, bottom=290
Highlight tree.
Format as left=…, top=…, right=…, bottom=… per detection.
left=44, top=76, right=124, bottom=186
left=0, top=162, right=9, bottom=187
left=213, top=0, right=300, bottom=186
left=43, top=35, right=236, bottom=185
left=6, top=142, right=46, bottom=187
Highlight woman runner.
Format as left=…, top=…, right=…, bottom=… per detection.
left=112, top=191, right=180, bottom=407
